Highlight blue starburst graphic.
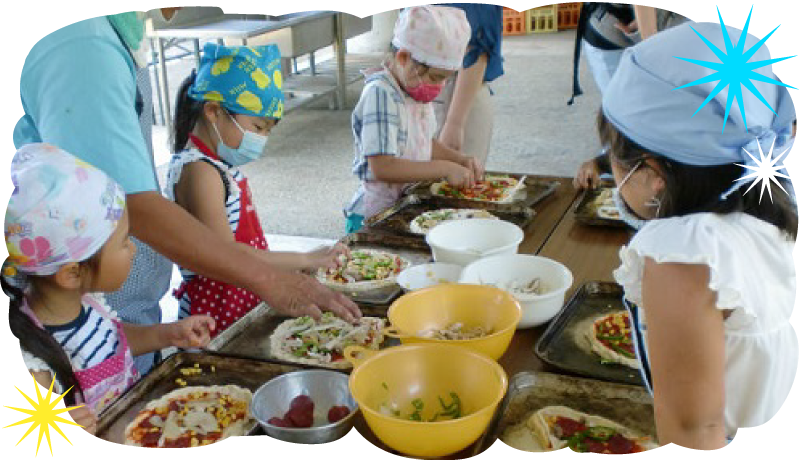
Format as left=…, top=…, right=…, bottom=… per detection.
left=673, top=6, right=796, bottom=133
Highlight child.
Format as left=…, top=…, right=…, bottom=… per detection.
left=167, top=43, right=349, bottom=334
left=599, top=23, right=797, bottom=448
left=344, top=6, right=483, bottom=233
left=3, top=144, right=215, bottom=432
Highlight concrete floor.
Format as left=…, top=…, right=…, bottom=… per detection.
left=151, top=29, right=603, bottom=241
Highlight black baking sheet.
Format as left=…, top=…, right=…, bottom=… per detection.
left=534, top=281, right=644, bottom=386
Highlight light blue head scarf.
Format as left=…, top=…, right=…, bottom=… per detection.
left=603, top=22, right=795, bottom=200
left=188, top=43, right=285, bottom=119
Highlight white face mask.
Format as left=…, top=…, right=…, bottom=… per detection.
left=612, top=188, right=646, bottom=230
left=211, top=111, right=269, bottom=167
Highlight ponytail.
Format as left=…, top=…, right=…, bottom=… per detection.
left=171, top=70, right=205, bottom=153
left=2, top=262, right=83, bottom=405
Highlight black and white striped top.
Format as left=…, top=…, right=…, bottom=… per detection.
left=45, top=304, right=120, bottom=370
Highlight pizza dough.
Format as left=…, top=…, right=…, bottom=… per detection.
left=270, top=314, right=385, bottom=369
left=583, top=312, right=640, bottom=369
left=316, top=249, right=411, bottom=293
left=430, top=175, right=522, bottom=203
left=125, top=385, right=253, bottom=448
left=527, top=406, right=658, bottom=453
left=408, top=208, right=498, bottom=235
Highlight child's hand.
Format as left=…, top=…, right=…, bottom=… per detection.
left=305, top=244, right=350, bottom=271
left=460, top=155, right=484, bottom=182
left=167, top=316, right=216, bottom=348
left=68, top=405, right=97, bottom=434
left=445, top=163, right=476, bottom=189
left=574, top=159, right=601, bottom=190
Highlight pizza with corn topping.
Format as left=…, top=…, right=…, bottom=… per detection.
left=124, top=385, right=253, bottom=448
left=585, top=311, right=639, bottom=369
left=430, top=175, right=520, bottom=203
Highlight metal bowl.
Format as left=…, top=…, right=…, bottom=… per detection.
left=251, top=370, right=358, bottom=444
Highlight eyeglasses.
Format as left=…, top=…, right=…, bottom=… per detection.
left=617, top=160, right=644, bottom=190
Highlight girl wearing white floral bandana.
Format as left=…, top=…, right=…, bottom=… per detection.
left=3, top=144, right=216, bottom=433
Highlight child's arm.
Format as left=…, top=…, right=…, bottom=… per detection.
left=368, top=154, right=475, bottom=188
left=432, top=139, right=484, bottom=182
left=30, top=371, right=97, bottom=433
left=123, top=316, right=216, bottom=356
left=641, top=258, right=728, bottom=449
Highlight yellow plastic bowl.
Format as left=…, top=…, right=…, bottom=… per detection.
left=345, top=344, right=508, bottom=458
left=386, top=284, right=522, bottom=360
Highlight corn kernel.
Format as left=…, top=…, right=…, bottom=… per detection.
left=211, top=365, right=216, bottom=372
left=190, top=437, right=199, bottom=447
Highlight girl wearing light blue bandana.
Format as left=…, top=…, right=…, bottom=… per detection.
left=600, top=22, right=797, bottom=449
left=165, top=44, right=349, bottom=334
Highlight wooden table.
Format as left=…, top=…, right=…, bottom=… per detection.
left=500, top=176, right=633, bottom=377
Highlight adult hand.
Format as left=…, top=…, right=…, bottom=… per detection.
left=574, top=159, right=601, bottom=190
left=260, top=270, right=362, bottom=323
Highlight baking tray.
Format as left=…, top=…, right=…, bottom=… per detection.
left=574, top=184, right=628, bottom=228
left=96, top=351, right=311, bottom=444
left=334, top=231, right=433, bottom=308
left=477, top=371, right=656, bottom=452
left=364, top=194, right=536, bottom=240
left=535, top=282, right=644, bottom=386
left=403, top=172, right=560, bottom=210
left=207, top=302, right=400, bottom=365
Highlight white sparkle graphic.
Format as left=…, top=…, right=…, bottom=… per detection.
left=735, top=138, right=792, bottom=203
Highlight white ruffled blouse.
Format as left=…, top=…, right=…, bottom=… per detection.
left=614, top=212, right=797, bottom=437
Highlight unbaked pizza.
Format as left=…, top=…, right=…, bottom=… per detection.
left=316, top=249, right=410, bottom=292
left=584, top=312, right=639, bottom=369
left=270, top=313, right=385, bottom=369
left=408, top=208, right=498, bottom=234
left=430, top=175, right=522, bottom=203
left=125, top=385, right=253, bottom=448
left=527, top=406, right=658, bottom=453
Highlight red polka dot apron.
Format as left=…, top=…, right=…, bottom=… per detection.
left=21, top=295, right=139, bottom=414
left=174, top=135, right=268, bottom=336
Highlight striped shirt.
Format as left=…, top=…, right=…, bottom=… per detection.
left=45, top=304, right=120, bottom=370
left=164, top=149, right=245, bottom=319
left=345, top=68, right=410, bottom=217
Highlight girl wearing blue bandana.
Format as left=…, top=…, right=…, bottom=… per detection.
left=600, top=22, right=797, bottom=448
left=166, top=44, right=349, bottom=335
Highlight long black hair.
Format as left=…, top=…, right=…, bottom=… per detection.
left=171, top=70, right=205, bottom=153
left=2, top=255, right=103, bottom=405
left=2, top=266, right=82, bottom=405
left=598, top=110, right=798, bottom=240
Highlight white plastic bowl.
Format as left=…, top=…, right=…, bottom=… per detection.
left=425, top=219, right=524, bottom=267
left=396, top=263, right=463, bottom=291
left=459, top=254, right=573, bottom=328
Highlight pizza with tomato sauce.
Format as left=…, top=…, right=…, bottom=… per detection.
left=527, top=406, right=658, bottom=453
left=270, top=313, right=385, bottom=369
left=124, top=385, right=253, bottom=448
left=430, top=175, right=521, bottom=203
left=585, top=311, right=639, bottom=369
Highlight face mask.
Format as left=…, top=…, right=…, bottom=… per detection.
left=211, top=112, right=269, bottom=166
left=612, top=188, right=646, bottom=231
left=405, top=82, right=444, bottom=103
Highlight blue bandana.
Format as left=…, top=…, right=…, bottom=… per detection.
left=603, top=22, right=795, bottom=198
left=188, top=43, right=285, bottom=119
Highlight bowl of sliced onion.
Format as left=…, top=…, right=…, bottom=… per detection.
left=460, top=254, right=573, bottom=328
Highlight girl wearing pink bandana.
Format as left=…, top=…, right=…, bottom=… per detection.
left=344, top=6, right=483, bottom=233
left=3, top=144, right=216, bottom=434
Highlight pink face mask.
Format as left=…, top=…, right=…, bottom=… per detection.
left=405, top=82, right=444, bottom=103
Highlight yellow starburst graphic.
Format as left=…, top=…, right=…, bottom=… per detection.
left=4, top=375, right=83, bottom=455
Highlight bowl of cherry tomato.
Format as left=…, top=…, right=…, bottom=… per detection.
left=251, top=370, right=358, bottom=444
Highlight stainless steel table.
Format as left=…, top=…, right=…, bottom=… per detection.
left=148, top=11, right=353, bottom=130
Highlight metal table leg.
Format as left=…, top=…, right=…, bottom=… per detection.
left=193, top=39, right=201, bottom=69
left=309, top=52, right=316, bottom=75
left=333, top=13, right=347, bottom=110
left=150, top=38, right=166, bottom=126
left=157, top=37, right=172, bottom=131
